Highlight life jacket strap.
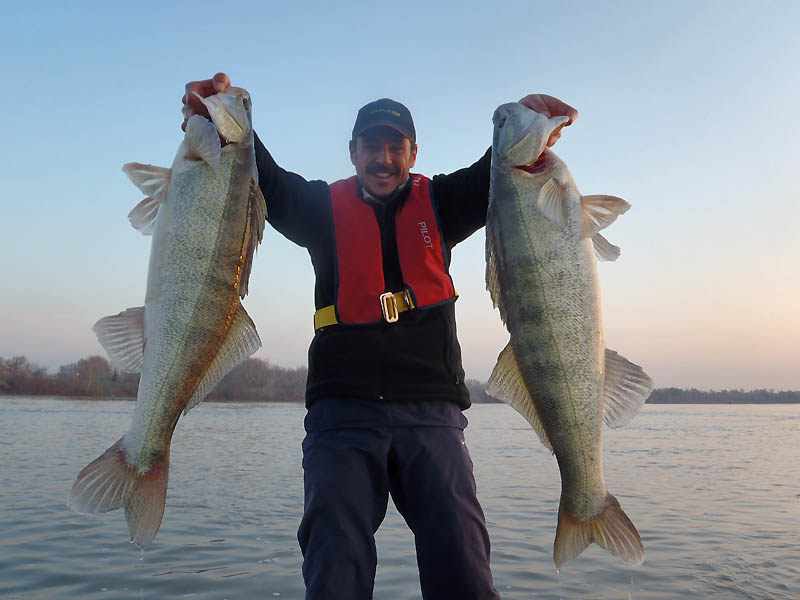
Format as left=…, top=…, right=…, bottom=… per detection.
left=314, top=290, right=416, bottom=331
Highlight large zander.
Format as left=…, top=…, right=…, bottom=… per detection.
left=68, top=88, right=265, bottom=547
left=485, top=102, right=652, bottom=569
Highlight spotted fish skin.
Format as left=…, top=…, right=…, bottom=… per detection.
left=68, top=88, right=265, bottom=548
left=486, top=102, right=652, bottom=569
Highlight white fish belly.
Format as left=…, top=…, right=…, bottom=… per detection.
left=124, top=148, right=253, bottom=468
left=490, top=175, right=608, bottom=517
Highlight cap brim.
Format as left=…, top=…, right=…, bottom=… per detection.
left=353, top=121, right=414, bottom=141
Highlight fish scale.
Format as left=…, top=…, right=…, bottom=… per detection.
left=69, top=87, right=265, bottom=548
left=486, top=102, right=652, bottom=569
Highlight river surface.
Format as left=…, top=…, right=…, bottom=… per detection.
left=1, top=397, right=798, bottom=599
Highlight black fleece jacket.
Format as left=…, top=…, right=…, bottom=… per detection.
left=254, top=134, right=491, bottom=409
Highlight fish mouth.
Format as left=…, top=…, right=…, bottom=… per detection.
left=504, top=119, right=544, bottom=157
left=194, top=88, right=252, bottom=144
left=513, top=150, right=551, bottom=175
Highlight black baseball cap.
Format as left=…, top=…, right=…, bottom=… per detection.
left=352, top=98, right=416, bottom=143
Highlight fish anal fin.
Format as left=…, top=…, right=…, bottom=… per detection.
left=603, top=349, right=653, bottom=428
left=539, top=178, right=569, bottom=227
left=238, top=179, right=267, bottom=298
left=554, top=492, right=644, bottom=570
left=92, top=307, right=145, bottom=373
left=68, top=436, right=170, bottom=548
left=486, top=343, right=552, bottom=451
left=184, top=114, right=221, bottom=167
left=184, top=302, right=262, bottom=414
left=592, top=232, right=621, bottom=262
left=581, top=195, right=630, bottom=238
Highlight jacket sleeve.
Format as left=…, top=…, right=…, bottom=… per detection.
left=431, top=147, right=492, bottom=249
left=254, top=132, right=330, bottom=249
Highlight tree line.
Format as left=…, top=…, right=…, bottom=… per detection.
left=647, top=387, right=800, bottom=404
left=0, top=354, right=307, bottom=402
left=2, top=355, right=798, bottom=403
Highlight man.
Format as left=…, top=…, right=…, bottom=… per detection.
left=183, top=73, right=577, bottom=600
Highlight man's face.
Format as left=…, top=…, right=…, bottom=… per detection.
left=349, top=126, right=418, bottom=199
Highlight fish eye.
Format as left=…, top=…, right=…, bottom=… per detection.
left=243, top=98, right=250, bottom=109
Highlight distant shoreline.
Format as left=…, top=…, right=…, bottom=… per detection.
left=2, top=393, right=799, bottom=405
left=5, top=355, right=797, bottom=405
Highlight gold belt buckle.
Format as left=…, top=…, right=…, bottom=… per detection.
left=380, top=292, right=399, bottom=323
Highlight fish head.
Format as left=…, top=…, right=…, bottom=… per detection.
left=194, top=86, right=253, bottom=145
left=492, top=102, right=570, bottom=177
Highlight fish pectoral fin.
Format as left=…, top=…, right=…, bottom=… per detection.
left=553, top=492, right=644, bottom=570
left=603, top=348, right=653, bottom=428
left=238, top=179, right=267, bottom=299
left=538, top=178, right=569, bottom=228
left=92, top=307, right=145, bottom=373
left=184, top=114, right=221, bottom=167
left=581, top=195, right=630, bottom=238
left=486, top=343, right=553, bottom=451
left=122, top=163, right=171, bottom=234
left=127, top=195, right=161, bottom=235
left=184, top=302, right=262, bottom=414
left=584, top=196, right=627, bottom=260
left=592, top=232, right=621, bottom=261
left=68, top=436, right=169, bottom=549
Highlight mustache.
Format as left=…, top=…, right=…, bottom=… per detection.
left=367, top=166, right=400, bottom=176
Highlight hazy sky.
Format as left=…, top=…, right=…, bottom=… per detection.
left=1, top=1, right=798, bottom=391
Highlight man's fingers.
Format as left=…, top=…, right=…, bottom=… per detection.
left=519, top=94, right=579, bottom=126
left=212, top=72, right=231, bottom=94
left=519, top=94, right=552, bottom=118
left=547, top=128, right=563, bottom=148
left=181, top=73, right=231, bottom=127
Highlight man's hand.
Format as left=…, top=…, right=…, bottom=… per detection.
left=181, top=72, right=231, bottom=131
left=519, top=94, right=578, bottom=147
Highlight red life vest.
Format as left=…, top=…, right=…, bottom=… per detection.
left=328, top=174, right=456, bottom=324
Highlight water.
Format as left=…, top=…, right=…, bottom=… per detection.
left=1, top=397, right=798, bottom=599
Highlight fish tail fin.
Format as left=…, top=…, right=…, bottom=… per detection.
left=553, top=492, right=644, bottom=570
left=68, top=437, right=170, bottom=548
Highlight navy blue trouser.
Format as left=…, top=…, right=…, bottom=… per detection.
left=298, top=398, right=499, bottom=600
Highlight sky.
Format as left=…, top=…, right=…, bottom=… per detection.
left=1, top=0, right=798, bottom=391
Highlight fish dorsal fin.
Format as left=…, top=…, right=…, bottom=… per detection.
left=539, top=178, right=569, bottom=227
left=603, top=348, right=653, bottom=428
left=122, top=163, right=171, bottom=234
left=581, top=195, right=630, bottom=238
left=185, top=114, right=221, bottom=167
left=485, top=215, right=508, bottom=325
left=486, top=343, right=553, bottom=451
left=237, top=179, right=267, bottom=298
left=592, top=232, right=621, bottom=262
left=127, top=196, right=161, bottom=235
left=92, top=307, right=145, bottom=373
left=184, top=302, right=261, bottom=414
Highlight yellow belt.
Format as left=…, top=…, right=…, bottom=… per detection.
left=314, top=290, right=415, bottom=331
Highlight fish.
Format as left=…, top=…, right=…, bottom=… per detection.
left=68, top=87, right=266, bottom=547
left=485, top=102, right=652, bottom=569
